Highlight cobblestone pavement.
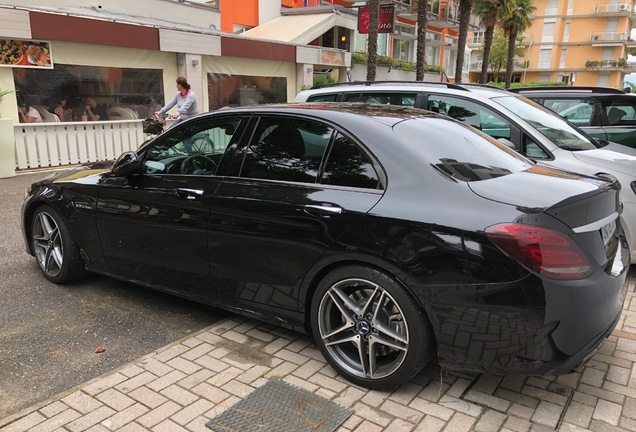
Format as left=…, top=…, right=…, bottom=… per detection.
left=1, top=269, right=635, bottom=432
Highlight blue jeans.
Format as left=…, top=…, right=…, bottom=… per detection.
left=168, top=114, right=194, bottom=129
left=169, top=118, right=184, bottom=129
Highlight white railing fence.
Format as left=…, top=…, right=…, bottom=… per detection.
left=14, top=119, right=165, bottom=170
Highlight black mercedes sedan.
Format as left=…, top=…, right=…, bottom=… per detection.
left=22, top=103, right=630, bottom=390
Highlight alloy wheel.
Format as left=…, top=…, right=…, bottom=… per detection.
left=32, top=211, right=64, bottom=278
left=317, top=278, right=409, bottom=380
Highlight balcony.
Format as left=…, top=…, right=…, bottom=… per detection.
left=469, top=60, right=529, bottom=72
left=594, top=2, right=634, bottom=15
left=469, top=32, right=485, bottom=48
left=469, top=60, right=483, bottom=71
left=393, top=0, right=479, bottom=31
left=427, top=0, right=460, bottom=29
left=590, top=31, right=630, bottom=45
left=586, top=58, right=632, bottom=69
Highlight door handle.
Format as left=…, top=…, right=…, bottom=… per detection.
left=176, top=188, right=204, bottom=200
left=304, top=204, right=342, bottom=217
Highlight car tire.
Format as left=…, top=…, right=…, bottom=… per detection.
left=30, top=205, right=86, bottom=284
left=311, top=265, right=436, bottom=390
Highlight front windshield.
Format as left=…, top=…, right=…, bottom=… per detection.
left=493, top=96, right=599, bottom=151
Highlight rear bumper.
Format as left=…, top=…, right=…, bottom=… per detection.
left=547, top=310, right=619, bottom=375
left=428, top=237, right=629, bottom=375
left=620, top=201, right=635, bottom=264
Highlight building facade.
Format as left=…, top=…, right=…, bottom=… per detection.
left=469, top=0, right=636, bottom=87
left=0, top=0, right=355, bottom=125
left=226, top=0, right=470, bottom=82
left=0, top=0, right=473, bottom=127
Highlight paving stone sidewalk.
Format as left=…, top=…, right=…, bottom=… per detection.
left=1, top=271, right=635, bottom=432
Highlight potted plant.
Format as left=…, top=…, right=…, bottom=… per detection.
left=0, top=89, right=14, bottom=106
left=0, top=89, right=15, bottom=120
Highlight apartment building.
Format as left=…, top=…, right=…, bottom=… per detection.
left=228, top=0, right=469, bottom=80
left=469, top=0, right=636, bottom=87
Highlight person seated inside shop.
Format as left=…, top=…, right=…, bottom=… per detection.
left=83, top=96, right=109, bottom=121
left=17, top=98, right=43, bottom=123
left=49, top=96, right=72, bottom=122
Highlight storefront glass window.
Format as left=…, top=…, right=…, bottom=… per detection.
left=207, top=74, right=287, bottom=110
left=13, top=65, right=163, bottom=121
left=392, top=39, right=412, bottom=62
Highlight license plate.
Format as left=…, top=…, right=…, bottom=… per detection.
left=601, top=219, right=617, bottom=247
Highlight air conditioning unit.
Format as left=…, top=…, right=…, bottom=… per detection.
left=592, top=34, right=601, bottom=41
left=619, top=3, right=629, bottom=11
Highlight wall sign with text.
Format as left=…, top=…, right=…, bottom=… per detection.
left=0, top=39, right=53, bottom=69
left=358, top=4, right=396, bottom=34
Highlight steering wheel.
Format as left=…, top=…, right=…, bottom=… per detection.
left=180, top=155, right=218, bottom=175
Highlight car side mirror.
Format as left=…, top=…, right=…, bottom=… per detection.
left=111, top=151, right=141, bottom=177
left=497, top=138, right=517, bottom=150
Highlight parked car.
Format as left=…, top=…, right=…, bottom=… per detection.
left=507, top=86, right=636, bottom=149
left=22, top=104, right=629, bottom=390
left=295, top=82, right=636, bottom=263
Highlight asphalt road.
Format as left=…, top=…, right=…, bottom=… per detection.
left=0, top=171, right=227, bottom=419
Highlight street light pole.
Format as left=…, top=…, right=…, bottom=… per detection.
left=523, top=38, right=534, bottom=83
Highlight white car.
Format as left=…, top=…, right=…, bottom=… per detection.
left=296, top=82, right=636, bottom=263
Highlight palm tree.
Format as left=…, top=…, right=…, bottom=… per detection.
left=455, top=0, right=476, bottom=82
left=415, top=0, right=428, bottom=81
left=501, top=0, right=535, bottom=88
left=475, top=0, right=514, bottom=83
left=366, top=0, right=380, bottom=81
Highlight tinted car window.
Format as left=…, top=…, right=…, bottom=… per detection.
left=342, top=93, right=416, bottom=107
left=307, top=94, right=339, bottom=102
left=393, top=117, right=532, bottom=182
left=322, top=133, right=380, bottom=189
left=240, top=116, right=333, bottom=183
left=523, top=134, right=550, bottom=159
left=142, top=118, right=243, bottom=175
left=601, top=99, right=636, bottom=125
left=427, top=95, right=512, bottom=140
left=544, top=99, right=595, bottom=126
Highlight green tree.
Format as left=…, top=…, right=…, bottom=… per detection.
left=366, top=0, right=380, bottom=81
left=475, top=0, right=514, bottom=84
left=487, top=30, right=524, bottom=82
left=455, top=0, right=476, bottom=82
left=501, top=0, right=535, bottom=88
left=415, top=0, right=428, bottom=81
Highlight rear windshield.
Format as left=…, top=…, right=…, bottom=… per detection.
left=393, top=117, right=533, bottom=182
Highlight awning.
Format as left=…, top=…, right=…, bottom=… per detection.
left=241, top=12, right=356, bottom=45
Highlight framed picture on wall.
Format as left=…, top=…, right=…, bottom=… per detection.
left=0, top=39, right=53, bottom=69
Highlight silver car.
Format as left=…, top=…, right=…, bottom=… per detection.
left=295, top=82, right=636, bottom=263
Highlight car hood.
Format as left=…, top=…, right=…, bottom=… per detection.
left=468, top=165, right=612, bottom=210
left=36, top=161, right=113, bottom=186
left=603, top=141, right=636, bottom=156
left=572, top=146, right=636, bottom=177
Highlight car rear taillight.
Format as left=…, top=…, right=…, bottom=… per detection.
left=485, top=224, right=593, bottom=280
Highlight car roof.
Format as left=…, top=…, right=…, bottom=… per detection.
left=206, top=102, right=438, bottom=123
left=296, top=81, right=510, bottom=99
left=508, top=86, right=627, bottom=96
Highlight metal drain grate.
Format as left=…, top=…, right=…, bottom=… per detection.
left=206, top=378, right=354, bottom=432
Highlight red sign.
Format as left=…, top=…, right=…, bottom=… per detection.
left=358, top=4, right=395, bottom=34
